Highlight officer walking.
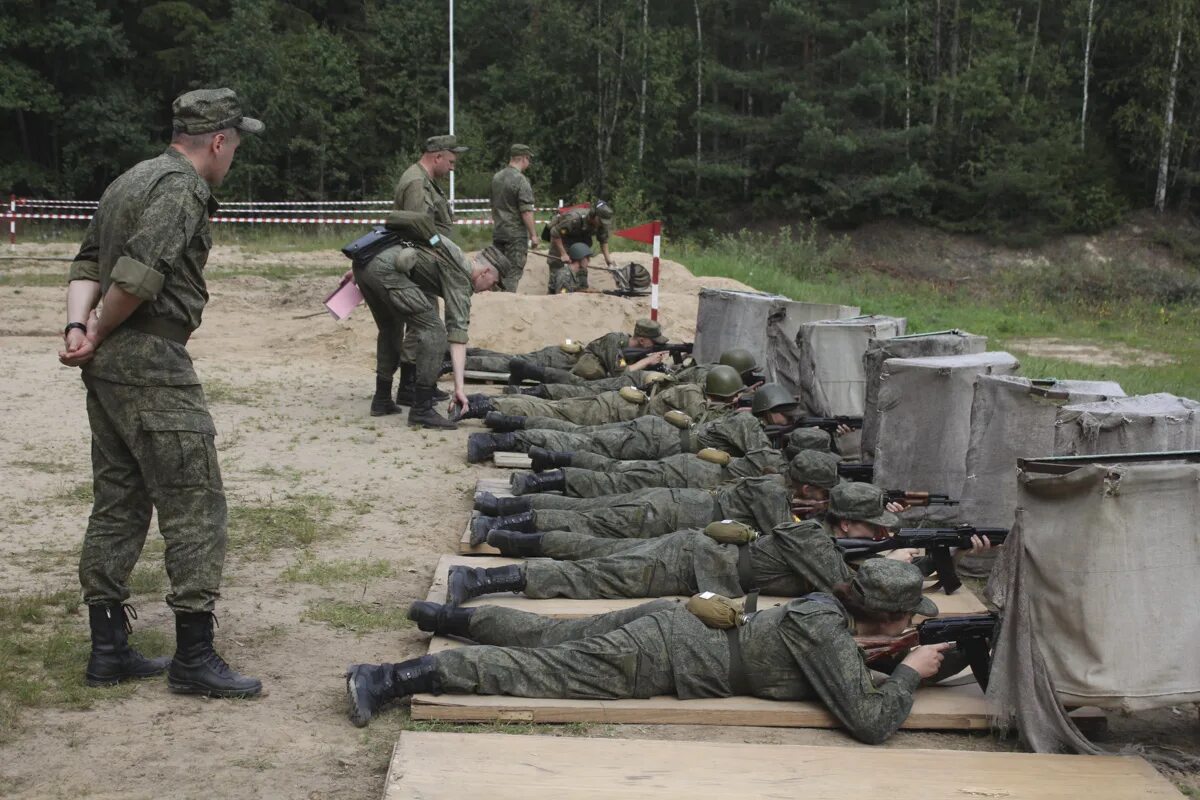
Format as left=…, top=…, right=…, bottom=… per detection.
left=489, top=144, right=538, bottom=291
left=58, top=88, right=263, bottom=698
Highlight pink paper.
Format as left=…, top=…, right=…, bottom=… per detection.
left=324, top=275, right=364, bottom=320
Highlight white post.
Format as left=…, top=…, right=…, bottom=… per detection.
left=448, top=0, right=456, bottom=209
left=650, top=225, right=661, bottom=321
left=9, top=194, right=15, bottom=249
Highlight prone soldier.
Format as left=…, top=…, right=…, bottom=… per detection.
left=465, top=317, right=670, bottom=378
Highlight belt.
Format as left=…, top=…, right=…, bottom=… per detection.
left=680, top=427, right=697, bottom=453
left=724, top=627, right=750, bottom=696
left=123, top=316, right=191, bottom=345
left=736, top=544, right=758, bottom=594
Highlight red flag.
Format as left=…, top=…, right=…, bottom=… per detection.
left=614, top=220, right=661, bottom=244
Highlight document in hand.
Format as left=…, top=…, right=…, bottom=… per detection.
left=324, top=274, right=364, bottom=320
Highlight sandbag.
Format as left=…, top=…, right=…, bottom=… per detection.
left=860, top=330, right=988, bottom=459
left=797, top=315, right=906, bottom=416
left=1054, top=393, right=1200, bottom=455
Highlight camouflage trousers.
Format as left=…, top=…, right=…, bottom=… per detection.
left=556, top=453, right=726, bottom=496
left=434, top=602, right=730, bottom=700
left=464, top=345, right=579, bottom=374
left=492, top=237, right=528, bottom=293
left=79, top=376, right=227, bottom=613
left=529, top=488, right=719, bottom=538
left=513, top=415, right=689, bottom=460
left=355, top=259, right=445, bottom=386
left=493, top=391, right=646, bottom=425
left=522, top=530, right=743, bottom=599
left=539, top=372, right=658, bottom=399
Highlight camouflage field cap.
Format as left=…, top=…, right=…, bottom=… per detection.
left=788, top=450, right=840, bottom=489
left=172, top=88, right=264, bottom=135
left=479, top=246, right=511, bottom=289
left=852, top=559, right=938, bottom=618
left=424, top=134, right=469, bottom=153
left=786, top=426, right=833, bottom=455
left=828, top=482, right=899, bottom=529
left=566, top=242, right=593, bottom=262
left=510, top=143, right=535, bottom=158
left=591, top=199, right=614, bottom=220
left=632, top=318, right=668, bottom=344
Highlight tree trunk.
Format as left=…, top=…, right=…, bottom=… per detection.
left=1021, top=0, right=1042, bottom=107
left=1155, top=3, right=1185, bottom=213
left=932, top=0, right=941, bottom=128
left=1080, top=0, right=1095, bottom=149
left=596, top=0, right=606, bottom=190
left=904, top=0, right=911, bottom=149
left=948, top=0, right=960, bottom=129
left=694, top=0, right=702, bottom=193
left=637, top=0, right=648, bottom=167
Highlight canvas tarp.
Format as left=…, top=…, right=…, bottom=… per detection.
left=1054, top=393, right=1200, bottom=455
left=797, top=315, right=906, bottom=416
left=871, top=353, right=1020, bottom=514
left=860, top=330, right=988, bottom=459
left=987, top=458, right=1200, bottom=756
left=693, top=288, right=858, bottom=397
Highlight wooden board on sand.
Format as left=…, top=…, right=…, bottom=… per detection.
left=383, top=732, right=1181, bottom=800
left=460, top=370, right=510, bottom=384
left=494, top=451, right=533, bottom=469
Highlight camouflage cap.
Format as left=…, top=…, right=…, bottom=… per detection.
left=632, top=318, right=668, bottom=344
left=172, top=88, right=264, bottom=135
left=786, top=427, right=833, bottom=455
left=424, top=134, right=469, bottom=153
left=852, top=559, right=938, bottom=618
left=590, top=199, right=614, bottom=220
left=788, top=450, right=840, bottom=490
left=478, top=246, right=511, bottom=290
left=566, top=242, right=593, bottom=262
left=510, top=143, right=535, bottom=158
left=828, top=482, right=899, bottom=529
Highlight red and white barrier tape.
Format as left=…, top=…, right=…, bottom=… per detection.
left=2, top=211, right=550, bottom=226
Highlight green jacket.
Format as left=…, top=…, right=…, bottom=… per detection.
left=376, top=237, right=475, bottom=344
left=549, top=207, right=609, bottom=246
left=490, top=165, right=534, bottom=242
left=69, top=147, right=215, bottom=386
left=394, top=162, right=454, bottom=241
left=548, top=265, right=585, bottom=294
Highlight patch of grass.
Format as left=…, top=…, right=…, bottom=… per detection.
left=11, top=459, right=75, bottom=474
left=206, top=263, right=348, bottom=281
left=52, top=481, right=93, bottom=506
left=249, top=464, right=306, bottom=482
left=204, top=380, right=262, bottom=405
left=0, top=272, right=69, bottom=287
left=303, top=600, right=412, bottom=633
left=280, top=558, right=396, bottom=587
left=127, top=563, right=167, bottom=597
left=226, top=493, right=342, bottom=557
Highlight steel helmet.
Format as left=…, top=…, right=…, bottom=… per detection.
left=567, top=242, right=593, bottom=262
left=719, top=348, right=758, bottom=378
left=750, top=383, right=798, bottom=416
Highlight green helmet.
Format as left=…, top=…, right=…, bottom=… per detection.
left=704, top=364, right=744, bottom=399
left=591, top=200, right=614, bottom=220
left=719, top=348, right=758, bottom=378
left=750, top=383, right=798, bottom=416
left=567, top=242, right=594, bottom=262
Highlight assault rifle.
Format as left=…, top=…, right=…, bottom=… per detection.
left=856, top=613, right=998, bottom=690
left=763, top=416, right=864, bottom=447
left=835, top=526, right=1009, bottom=594
left=884, top=490, right=959, bottom=507
left=621, top=342, right=695, bottom=368
left=837, top=462, right=874, bottom=483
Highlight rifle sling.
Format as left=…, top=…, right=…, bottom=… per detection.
left=724, top=627, right=751, bottom=696
left=680, top=427, right=697, bottom=453
left=735, top=544, right=758, bottom=594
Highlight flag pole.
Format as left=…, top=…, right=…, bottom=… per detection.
left=650, top=221, right=662, bottom=321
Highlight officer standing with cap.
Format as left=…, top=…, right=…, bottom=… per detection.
left=489, top=144, right=538, bottom=291
left=394, top=134, right=469, bottom=243
left=58, top=88, right=264, bottom=698
left=545, top=199, right=614, bottom=293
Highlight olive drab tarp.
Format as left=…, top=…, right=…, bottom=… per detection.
left=796, top=315, right=906, bottom=417
left=1053, top=393, right=1200, bottom=455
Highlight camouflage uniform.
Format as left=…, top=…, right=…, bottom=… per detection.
left=70, top=147, right=227, bottom=613
left=549, top=448, right=786, bottom=496
left=525, top=476, right=792, bottom=539
left=490, top=160, right=535, bottom=291
left=393, top=162, right=454, bottom=242
left=548, top=264, right=585, bottom=294
left=465, top=331, right=629, bottom=376
left=433, top=592, right=923, bottom=744
left=490, top=383, right=713, bottom=426
left=546, top=207, right=609, bottom=292
left=466, top=345, right=580, bottom=374
left=353, top=236, right=476, bottom=389
left=510, top=412, right=771, bottom=460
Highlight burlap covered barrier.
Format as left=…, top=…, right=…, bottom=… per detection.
left=797, top=315, right=906, bottom=416
left=860, top=330, right=988, bottom=459
left=693, top=288, right=858, bottom=396
left=1054, top=393, right=1200, bottom=455
left=872, top=353, right=1020, bottom=515
left=987, top=456, right=1200, bottom=756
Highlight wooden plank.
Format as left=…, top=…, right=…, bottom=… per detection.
left=494, top=451, right=533, bottom=469
left=459, top=514, right=501, bottom=556
left=384, top=732, right=1182, bottom=800
left=460, top=480, right=518, bottom=555
left=461, top=369, right=510, bottom=384
left=427, top=554, right=989, bottom=618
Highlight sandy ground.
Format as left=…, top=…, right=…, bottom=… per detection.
left=0, top=244, right=1195, bottom=799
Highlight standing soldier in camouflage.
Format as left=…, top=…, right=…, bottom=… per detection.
left=545, top=200, right=614, bottom=293
left=394, top=134, right=467, bottom=242
left=57, top=88, right=263, bottom=698
left=489, top=144, right=538, bottom=291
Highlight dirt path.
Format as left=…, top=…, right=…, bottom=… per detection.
left=0, top=244, right=1194, bottom=799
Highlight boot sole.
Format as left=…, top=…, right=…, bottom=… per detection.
left=345, top=672, right=372, bottom=727
left=167, top=678, right=263, bottom=698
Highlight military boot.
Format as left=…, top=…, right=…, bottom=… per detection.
left=395, top=363, right=416, bottom=406
left=510, top=469, right=566, bottom=496
left=484, top=411, right=527, bottom=432
left=473, top=491, right=533, bottom=516
left=345, top=656, right=440, bottom=728
left=466, top=432, right=519, bottom=463
left=528, top=446, right=575, bottom=472
left=370, top=376, right=402, bottom=417
left=469, top=511, right=535, bottom=546
left=168, top=611, right=263, bottom=698
left=408, top=385, right=457, bottom=430
left=445, top=564, right=526, bottom=606
left=406, top=601, right=475, bottom=638
left=85, top=603, right=172, bottom=687
left=507, top=359, right=546, bottom=385
left=454, top=394, right=496, bottom=420
left=502, top=384, right=549, bottom=398
left=486, top=530, right=546, bottom=558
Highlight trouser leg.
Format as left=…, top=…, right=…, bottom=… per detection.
left=467, top=600, right=678, bottom=646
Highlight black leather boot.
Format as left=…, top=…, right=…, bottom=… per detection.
left=528, top=446, right=575, bottom=472
left=507, top=359, right=546, bottom=385
left=486, top=530, right=546, bottom=558
left=473, top=491, right=533, bottom=516
left=85, top=603, right=171, bottom=686
left=445, top=564, right=526, bottom=606
left=395, top=363, right=416, bottom=406
left=466, top=432, right=519, bottom=463
left=408, top=385, right=457, bottom=430
left=345, top=655, right=440, bottom=728
left=454, top=394, right=496, bottom=420
left=168, top=611, right=263, bottom=698
left=484, top=411, right=527, bottom=432
left=406, top=601, right=475, bottom=638
left=510, top=469, right=566, bottom=495
left=469, top=511, right=535, bottom=546
left=370, top=376, right=402, bottom=416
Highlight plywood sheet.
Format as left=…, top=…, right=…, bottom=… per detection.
left=494, top=451, right=533, bottom=469
left=461, top=370, right=510, bottom=384
left=384, top=732, right=1180, bottom=800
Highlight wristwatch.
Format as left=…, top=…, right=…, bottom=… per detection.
left=64, top=322, right=87, bottom=336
